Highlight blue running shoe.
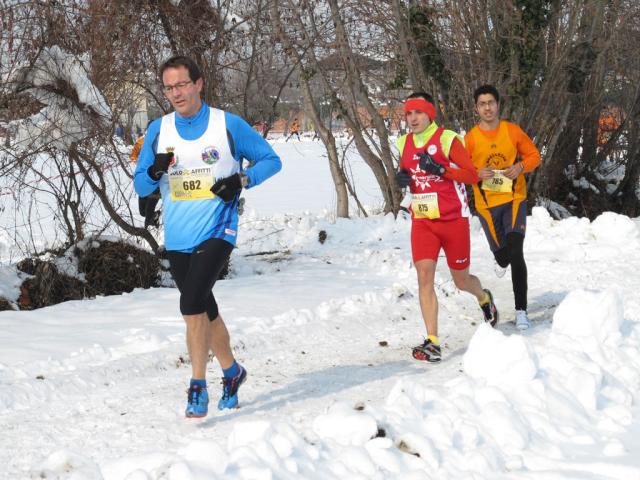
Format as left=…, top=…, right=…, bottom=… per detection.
left=218, top=365, right=247, bottom=410
left=185, top=383, right=209, bottom=418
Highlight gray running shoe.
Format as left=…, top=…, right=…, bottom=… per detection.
left=494, top=261, right=507, bottom=278
left=515, top=310, right=531, bottom=330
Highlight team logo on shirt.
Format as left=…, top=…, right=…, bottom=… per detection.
left=410, top=164, right=442, bottom=191
left=202, top=146, right=220, bottom=165
left=487, top=152, right=507, bottom=169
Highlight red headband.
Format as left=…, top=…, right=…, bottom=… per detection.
left=404, top=98, right=436, bottom=121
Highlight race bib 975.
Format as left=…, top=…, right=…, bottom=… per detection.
left=412, top=193, right=440, bottom=219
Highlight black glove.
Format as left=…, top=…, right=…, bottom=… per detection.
left=147, top=152, right=174, bottom=180
left=418, top=152, right=446, bottom=176
left=395, top=169, right=412, bottom=188
left=211, top=173, right=242, bottom=203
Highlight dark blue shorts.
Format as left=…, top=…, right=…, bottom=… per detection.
left=477, top=200, right=527, bottom=252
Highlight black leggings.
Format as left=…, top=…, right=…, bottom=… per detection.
left=494, top=232, right=528, bottom=311
left=167, top=238, right=234, bottom=321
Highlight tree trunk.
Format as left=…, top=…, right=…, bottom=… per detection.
left=270, top=1, right=349, bottom=217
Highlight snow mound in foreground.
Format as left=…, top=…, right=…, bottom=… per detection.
left=30, top=287, right=640, bottom=479
left=463, top=324, right=538, bottom=384
left=552, top=288, right=624, bottom=350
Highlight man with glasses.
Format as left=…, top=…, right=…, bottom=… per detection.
left=134, top=56, right=281, bottom=418
left=465, top=84, right=540, bottom=330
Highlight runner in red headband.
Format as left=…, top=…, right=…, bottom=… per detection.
left=395, top=92, right=498, bottom=363
left=404, top=98, right=436, bottom=122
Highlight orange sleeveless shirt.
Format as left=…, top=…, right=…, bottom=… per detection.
left=465, top=121, right=539, bottom=210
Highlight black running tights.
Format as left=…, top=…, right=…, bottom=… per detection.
left=494, top=232, right=527, bottom=311
left=167, top=238, right=233, bottom=321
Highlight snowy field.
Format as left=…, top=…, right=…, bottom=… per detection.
left=1, top=139, right=640, bottom=479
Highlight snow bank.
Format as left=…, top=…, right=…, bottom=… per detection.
left=591, top=212, right=640, bottom=247
left=0, top=265, right=21, bottom=303
left=377, top=287, right=640, bottom=478
left=312, top=402, right=378, bottom=446
left=2, top=205, right=640, bottom=479
left=551, top=289, right=624, bottom=350
left=464, top=324, right=538, bottom=384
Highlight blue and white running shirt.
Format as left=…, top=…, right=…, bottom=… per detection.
left=134, top=103, right=281, bottom=251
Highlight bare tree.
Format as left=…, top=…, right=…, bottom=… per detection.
left=271, top=1, right=408, bottom=217
left=0, top=0, right=257, bottom=258
left=2, top=0, right=639, bottom=266
left=388, top=0, right=640, bottom=218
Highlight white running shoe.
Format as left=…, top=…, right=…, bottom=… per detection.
left=515, top=310, right=531, bottom=330
left=494, top=261, right=507, bottom=278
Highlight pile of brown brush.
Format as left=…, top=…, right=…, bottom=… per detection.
left=2, top=238, right=162, bottom=311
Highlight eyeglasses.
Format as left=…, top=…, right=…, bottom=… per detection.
left=162, top=81, right=193, bottom=94
left=477, top=100, right=497, bottom=108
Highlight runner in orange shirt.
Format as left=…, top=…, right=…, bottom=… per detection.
left=465, top=85, right=540, bottom=330
left=286, top=119, right=301, bottom=142
left=396, top=92, right=498, bottom=363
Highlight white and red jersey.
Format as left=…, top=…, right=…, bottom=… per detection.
left=400, top=128, right=471, bottom=221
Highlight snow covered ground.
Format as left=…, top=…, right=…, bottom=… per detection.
left=1, top=139, right=640, bottom=479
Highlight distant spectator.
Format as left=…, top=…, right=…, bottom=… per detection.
left=286, top=119, right=301, bottom=142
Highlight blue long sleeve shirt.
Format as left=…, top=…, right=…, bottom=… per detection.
left=134, top=103, right=281, bottom=251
